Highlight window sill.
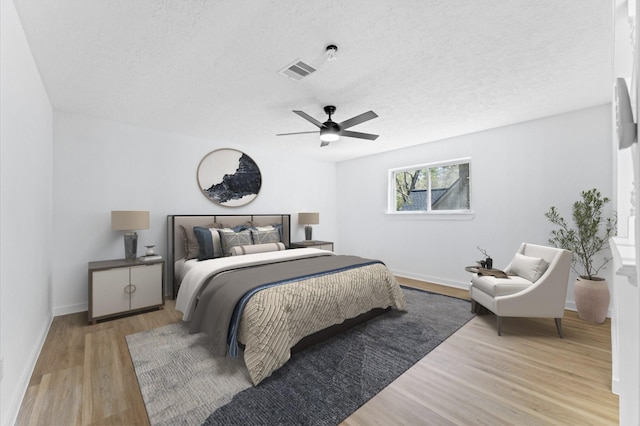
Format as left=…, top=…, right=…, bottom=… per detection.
left=385, top=211, right=475, bottom=220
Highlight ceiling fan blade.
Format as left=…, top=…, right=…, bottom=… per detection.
left=292, top=110, right=324, bottom=128
left=340, top=130, right=379, bottom=140
left=276, top=131, right=319, bottom=136
left=339, top=110, right=378, bottom=130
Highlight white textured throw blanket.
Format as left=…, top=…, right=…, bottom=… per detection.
left=238, top=262, right=406, bottom=384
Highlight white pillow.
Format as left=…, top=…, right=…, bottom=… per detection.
left=254, top=225, right=275, bottom=231
left=506, top=253, right=549, bottom=282
left=230, top=242, right=286, bottom=256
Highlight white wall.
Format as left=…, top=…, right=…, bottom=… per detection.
left=0, top=1, right=54, bottom=425
left=336, top=104, right=613, bottom=309
left=52, top=111, right=337, bottom=314
left=611, top=0, right=640, bottom=423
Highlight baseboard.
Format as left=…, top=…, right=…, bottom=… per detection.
left=563, top=301, right=611, bottom=316
left=3, top=313, right=53, bottom=426
left=53, top=302, right=87, bottom=317
left=391, top=269, right=469, bottom=291
left=612, top=377, right=620, bottom=395
left=565, top=301, right=577, bottom=313
left=391, top=270, right=593, bottom=314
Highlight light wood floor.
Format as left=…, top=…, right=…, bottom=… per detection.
left=16, top=278, right=618, bottom=425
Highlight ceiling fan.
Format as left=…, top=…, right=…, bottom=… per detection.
left=277, top=105, right=379, bottom=147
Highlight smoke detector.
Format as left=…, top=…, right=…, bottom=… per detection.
left=325, top=44, right=338, bottom=61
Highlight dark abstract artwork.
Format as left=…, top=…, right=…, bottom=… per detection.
left=197, top=149, right=261, bottom=207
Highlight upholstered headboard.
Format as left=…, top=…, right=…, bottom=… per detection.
left=166, top=214, right=291, bottom=297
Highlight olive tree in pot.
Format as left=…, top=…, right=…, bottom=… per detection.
left=545, top=188, right=617, bottom=323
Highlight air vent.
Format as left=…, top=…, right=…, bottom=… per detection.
left=279, top=59, right=317, bottom=81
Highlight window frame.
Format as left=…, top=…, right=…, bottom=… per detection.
left=387, top=157, right=472, bottom=216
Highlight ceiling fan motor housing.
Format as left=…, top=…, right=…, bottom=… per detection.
left=323, top=105, right=337, bottom=116
left=322, top=120, right=340, bottom=131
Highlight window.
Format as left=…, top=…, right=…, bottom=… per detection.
left=389, top=158, right=471, bottom=214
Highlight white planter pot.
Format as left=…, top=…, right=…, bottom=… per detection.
left=574, top=276, right=609, bottom=324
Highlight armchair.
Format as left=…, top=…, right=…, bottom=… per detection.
left=469, top=243, right=571, bottom=337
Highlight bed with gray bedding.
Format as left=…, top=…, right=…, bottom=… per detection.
left=169, top=214, right=407, bottom=385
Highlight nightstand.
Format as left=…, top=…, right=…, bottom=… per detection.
left=290, top=240, right=334, bottom=251
left=88, top=258, right=164, bottom=324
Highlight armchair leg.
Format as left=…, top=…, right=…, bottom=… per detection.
left=497, top=316, right=502, bottom=336
left=471, top=299, right=477, bottom=313
left=554, top=318, right=564, bottom=338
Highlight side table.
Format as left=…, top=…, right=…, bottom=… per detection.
left=290, top=240, right=334, bottom=251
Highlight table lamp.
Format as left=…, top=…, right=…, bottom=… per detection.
left=111, top=210, right=149, bottom=260
left=298, top=212, right=319, bottom=241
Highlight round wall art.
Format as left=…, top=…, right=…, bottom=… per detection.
left=197, top=148, right=262, bottom=207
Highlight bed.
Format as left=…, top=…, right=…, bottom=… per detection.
left=168, top=214, right=407, bottom=385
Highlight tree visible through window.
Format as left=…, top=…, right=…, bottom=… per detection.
left=390, top=159, right=471, bottom=213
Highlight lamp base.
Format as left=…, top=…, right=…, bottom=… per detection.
left=304, top=225, right=313, bottom=241
left=124, top=232, right=138, bottom=260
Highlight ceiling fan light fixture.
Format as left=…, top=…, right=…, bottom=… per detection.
left=320, top=128, right=340, bottom=142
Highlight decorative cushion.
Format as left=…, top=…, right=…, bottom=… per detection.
left=506, top=253, right=549, bottom=282
left=179, top=225, right=199, bottom=260
left=193, top=226, right=223, bottom=261
left=249, top=223, right=284, bottom=241
left=471, top=274, right=533, bottom=297
left=272, top=223, right=284, bottom=242
left=253, top=225, right=275, bottom=231
left=218, top=228, right=253, bottom=256
left=216, top=223, right=252, bottom=232
left=180, top=224, right=216, bottom=260
left=251, top=227, right=282, bottom=244
left=230, top=242, right=286, bottom=256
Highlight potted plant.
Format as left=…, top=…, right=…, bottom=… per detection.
left=477, top=246, right=493, bottom=269
left=544, top=188, right=617, bottom=323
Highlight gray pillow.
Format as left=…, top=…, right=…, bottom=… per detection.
left=180, top=224, right=204, bottom=260
left=251, top=227, right=281, bottom=244
left=218, top=228, right=253, bottom=256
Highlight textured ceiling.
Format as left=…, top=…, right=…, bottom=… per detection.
left=14, top=0, right=612, bottom=162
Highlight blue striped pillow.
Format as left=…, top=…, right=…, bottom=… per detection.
left=193, top=226, right=222, bottom=260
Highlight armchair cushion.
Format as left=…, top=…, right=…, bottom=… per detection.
left=505, top=253, right=549, bottom=282
left=471, top=274, right=533, bottom=297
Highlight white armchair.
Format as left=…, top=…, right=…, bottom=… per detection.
left=469, top=243, right=571, bottom=337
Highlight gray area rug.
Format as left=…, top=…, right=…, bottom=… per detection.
left=127, top=287, right=474, bottom=426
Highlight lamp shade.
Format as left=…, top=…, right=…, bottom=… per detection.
left=111, top=211, right=150, bottom=231
left=298, top=212, right=319, bottom=225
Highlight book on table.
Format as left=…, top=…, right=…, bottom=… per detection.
left=139, top=255, right=162, bottom=261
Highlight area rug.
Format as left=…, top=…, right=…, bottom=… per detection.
left=126, top=287, right=474, bottom=426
